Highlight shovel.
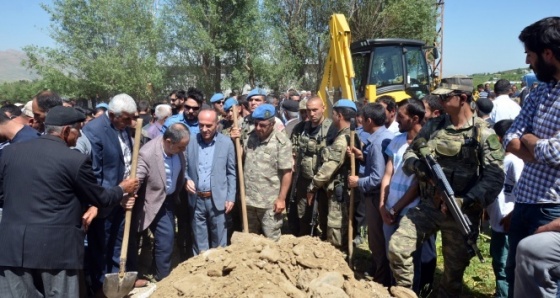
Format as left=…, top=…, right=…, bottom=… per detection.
left=103, top=118, right=143, bottom=298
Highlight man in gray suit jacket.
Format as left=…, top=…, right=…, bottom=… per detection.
left=134, top=123, right=189, bottom=280
left=185, top=109, right=236, bottom=255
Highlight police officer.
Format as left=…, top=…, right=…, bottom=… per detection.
left=289, top=96, right=333, bottom=236
left=387, top=76, right=504, bottom=297
left=306, top=99, right=357, bottom=249
left=243, top=104, right=293, bottom=240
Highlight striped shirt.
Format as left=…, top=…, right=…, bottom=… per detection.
left=503, top=81, right=560, bottom=204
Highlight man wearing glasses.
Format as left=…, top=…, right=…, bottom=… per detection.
left=387, top=76, right=504, bottom=297
left=243, top=104, right=292, bottom=240
left=210, top=93, right=226, bottom=120
left=163, top=87, right=205, bottom=136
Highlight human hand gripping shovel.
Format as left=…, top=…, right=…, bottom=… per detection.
left=103, top=118, right=143, bottom=298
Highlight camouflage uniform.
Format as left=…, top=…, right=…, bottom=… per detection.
left=308, top=126, right=353, bottom=248
left=289, top=118, right=333, bottom=236
left=388, top=116, right=504, bottom=297
left=218, top=117, right=243, bottom=137
left=244, top=129, right=292, bottom=240
left=240, top=115, right=285, bottom=146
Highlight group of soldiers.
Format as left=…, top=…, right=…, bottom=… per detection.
left=208, top=74, right=504, bottom=298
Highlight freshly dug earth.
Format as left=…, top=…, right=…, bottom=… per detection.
left=154, top=232, right=391, bottom=298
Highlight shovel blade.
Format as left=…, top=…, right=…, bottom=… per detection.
left=103, top=271, right=138, bottom=298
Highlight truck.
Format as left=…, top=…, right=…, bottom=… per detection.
left=318, top=14, right=435, bottom=113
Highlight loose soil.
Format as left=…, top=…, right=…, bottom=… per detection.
left=154, top=232, right=392, bottom=298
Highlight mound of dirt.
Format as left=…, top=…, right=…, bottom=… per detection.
left=154, top=232, right=391, bottom=298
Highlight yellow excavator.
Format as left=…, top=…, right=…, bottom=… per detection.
left=318, top=14, right=435, bottom=114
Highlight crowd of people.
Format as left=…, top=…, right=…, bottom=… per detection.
left=0, top=16, right=559, bottom=298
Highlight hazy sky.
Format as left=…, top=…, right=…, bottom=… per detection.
left=1, top=0, right=557, bottom=76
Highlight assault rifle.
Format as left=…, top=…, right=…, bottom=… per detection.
left=310, top=192, right=319, bottom=236
left=288, top=147, right=302, bottom=215
left=418, top=144, right=485, bottom=262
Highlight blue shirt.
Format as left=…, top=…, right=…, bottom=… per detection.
left=196, top=134, right=216, bottom=192
left=358, top=126, right=394, bottom=194
left=162, top=113, right=199, bottom=135
left=163, top=145, right=180, bottom=195
left=504, top=81, right=560, bottom=204
left=356, top=126, right=372, bottom=176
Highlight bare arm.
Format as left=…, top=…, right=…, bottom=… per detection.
left=507, top=138, right=536, bottom=163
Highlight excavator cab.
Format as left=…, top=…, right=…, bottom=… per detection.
left=352, top=39, right=431, bottom=103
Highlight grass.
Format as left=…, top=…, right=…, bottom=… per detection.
left=433, top=231, right=495, bottom=298
left=354, top=228, right=497, bottom=298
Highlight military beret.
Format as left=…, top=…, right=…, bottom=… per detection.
left=333, top=99, right=357, bottom=111
left=45, top=106, right=86, bottom=126
left=282, top=100, right=299, bottom=112
left=252, top=104, right=276, bottom=120
left=299, top=98, right=308, bottom=110
left=475, top=97, right=494, bottom=114
left=223, top=97, right=238, bottom=112
left=95, top=102, right=109, bottom=110
left=210, top=93, right=225, bottom=103
left=247, top=88, right=267, bottom=100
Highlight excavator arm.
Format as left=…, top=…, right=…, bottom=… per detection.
left=318, top=14, right=357, bottom=116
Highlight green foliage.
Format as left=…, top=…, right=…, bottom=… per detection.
left=0, top=80, right=49, bottom=102
left=24, top=0, right=165, bottom=101
left=163, top=0, right=261, bottom=96
left=378, top=0, right=437, bottom=43
left=20, top=0, right=438, bottom=99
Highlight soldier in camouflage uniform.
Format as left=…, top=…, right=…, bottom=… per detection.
left=218, top=97, right=243, bottom=137
left=289, top=97, right=333, bottom=236
left=306, top=99, right=357, bottom=249
left=387, top=76, right=505, bottom=297
left=232, top=88, right=284, bottom=146
left=242, top=104, right=293, bottom=240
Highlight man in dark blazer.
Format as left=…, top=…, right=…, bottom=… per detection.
left=81, top=94, right=145, bottom=291
left=185, top=108, right=236, bottom=255
left=133, top=123, right=189, bottom=280
left=0, top=106, right=138, bottom=298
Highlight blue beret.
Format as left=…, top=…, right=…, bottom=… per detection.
left=333, top=99, right=357, bottom=111
left=252, top=104, right=276, bottom=120
left=247, top=88, right=267, bottom=99
left=223, top=97, right=238, bottom=112
left=95, top=103, right=109, bottom=110
left=210, top=93, right=225, bottom=103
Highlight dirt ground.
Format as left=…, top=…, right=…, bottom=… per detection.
left=153, top=232, right=392, bottom=298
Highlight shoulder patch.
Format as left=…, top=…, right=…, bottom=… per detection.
left=486, top=134, right=501, bottom=150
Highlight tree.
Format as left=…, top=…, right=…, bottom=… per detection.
left=163, top=0, right=262, bottom=97
left=24, top=0, right=166, bottom=101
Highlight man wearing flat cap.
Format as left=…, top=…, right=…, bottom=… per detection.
left=387, top=76, right=504, bottom=296
left=0, top=106, right=138, bottom=298
left=243, top=104, right=292, bottom=240
left=306, top=99, right=357, bottom=249
left=282, top=100, right=300, bottom=137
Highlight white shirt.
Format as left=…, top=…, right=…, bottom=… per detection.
left=489, top=94, right=521, bottom=125
left=387, top=120, right=400, bottom=135
left=384, top=133, right=419, bottom=212
left=486, top=153, right=524, bottom=233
